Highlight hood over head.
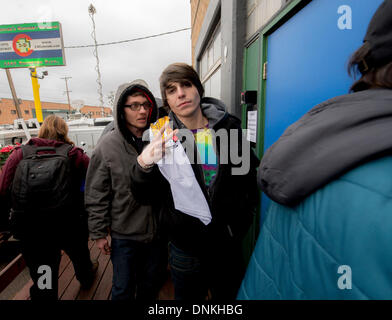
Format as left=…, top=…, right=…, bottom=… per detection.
left=259, top=89, right=392, bottom=207
left=113, top=80, right=158, bottom=141
left=363, top=0, right=392, bottom=69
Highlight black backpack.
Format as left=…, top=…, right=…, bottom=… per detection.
left=11, top=144, right=74, bottom=213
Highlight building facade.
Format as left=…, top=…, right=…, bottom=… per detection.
left=190, top=0, right=289, bottom=262
left=0, top=98, right=112, bottom=125
left=80, top=105, right=113, bottom=119
left=191, top=0, right=383, bottom=262
left=190, top=0, right=286, bottom=119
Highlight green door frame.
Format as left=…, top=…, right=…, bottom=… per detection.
left=254, top=0, right=311, bottom=159
left=241, top=36, right=260, bottom=266
left=241, top=0, right=311, bottom=263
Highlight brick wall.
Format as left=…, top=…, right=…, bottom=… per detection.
left=80, top=105, right=113, bottom=118
left=0, top=98, right=112, bottom=125
left=191, top=0, right=211, bottom=67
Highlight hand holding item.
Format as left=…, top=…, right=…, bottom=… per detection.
left=137, top=122, right=178, bottom=169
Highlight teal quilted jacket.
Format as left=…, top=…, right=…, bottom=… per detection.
left=238, top=155, right=392, bottom=299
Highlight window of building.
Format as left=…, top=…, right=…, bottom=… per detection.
left=11, top=110, right=16, bottom=114
left=199, top=25, right=221, bottom=100
left=24, top=110, right=29, bottom=114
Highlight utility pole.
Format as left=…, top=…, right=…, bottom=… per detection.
left=61, top=76, right=72, bottom=112
left=5, top=69, right=23, bottom=119
left=29, top=68, right=44, bottom=123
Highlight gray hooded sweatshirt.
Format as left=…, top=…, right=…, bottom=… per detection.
left=259, top=88, right=392, bottom=206
left=85, top=81, right=158, bottom=241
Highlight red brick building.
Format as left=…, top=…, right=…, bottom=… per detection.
left=80, top=105, right=113, bottom=118
left=0, top=98, right=112, bottom=125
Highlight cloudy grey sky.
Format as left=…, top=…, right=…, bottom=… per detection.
left=0, top=0, right=191, bottom=108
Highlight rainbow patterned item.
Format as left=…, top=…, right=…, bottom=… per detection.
left=191, top=127, right=218, bottom=187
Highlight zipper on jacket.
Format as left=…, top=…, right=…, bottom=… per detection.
left=227, top=224, right=234, bottom=238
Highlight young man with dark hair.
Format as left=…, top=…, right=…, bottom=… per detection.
left=131, top=63, right=259, bottom=300
left=85, top=80, right=166, bottom=300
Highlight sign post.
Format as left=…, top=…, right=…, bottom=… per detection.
left=0, top=22, right=65, bottom=123
left=29, top=68, right=43, bottom=122
left=4, top=69, right=22, bottom=118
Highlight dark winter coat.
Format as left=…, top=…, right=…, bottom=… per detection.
left=130, top=97, right=260, bottom=254
left=0, top=137, right=89, bottom=236
left=0, top=138, right=89, bottom=196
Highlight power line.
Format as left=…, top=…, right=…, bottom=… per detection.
left=64, top=27, right=191, bottom=49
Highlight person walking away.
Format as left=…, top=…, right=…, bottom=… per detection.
left=0, top=115, right=97, bottom=300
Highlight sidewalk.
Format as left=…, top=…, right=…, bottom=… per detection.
left=1, top=239, right=174, bottom=300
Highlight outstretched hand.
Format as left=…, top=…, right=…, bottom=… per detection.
left=138, top=123, right=178, bottom=168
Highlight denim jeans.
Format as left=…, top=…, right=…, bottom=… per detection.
left=111, top=238, right=165, bottom=300
left=169, top=239, right=245, bottom=300
left=168, top=241, right=208, bottom=301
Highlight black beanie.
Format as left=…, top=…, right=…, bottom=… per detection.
left=363, top=0, right=392, bottom=69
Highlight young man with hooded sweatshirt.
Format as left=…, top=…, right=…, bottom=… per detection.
left=130, top=63, right=259, bottom=300
left=238, top=0, right=392, bottom=299
left=85, top=80, right=165, bottom=300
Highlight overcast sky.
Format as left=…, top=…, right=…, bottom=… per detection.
left=0, top=0, right=191, bottom=108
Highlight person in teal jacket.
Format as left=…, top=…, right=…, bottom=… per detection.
left=238, top=0, right=392, bottom=299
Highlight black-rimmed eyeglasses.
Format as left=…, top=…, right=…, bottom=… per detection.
left=124, top=102, right=152, bottom=111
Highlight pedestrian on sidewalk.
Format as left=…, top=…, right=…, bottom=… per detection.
left=85, top=80, right=167, bottom=300
left=0, top=115, right=97, bottom=300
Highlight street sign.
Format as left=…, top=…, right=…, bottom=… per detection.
left=0, top=22, right=65, bottom=69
